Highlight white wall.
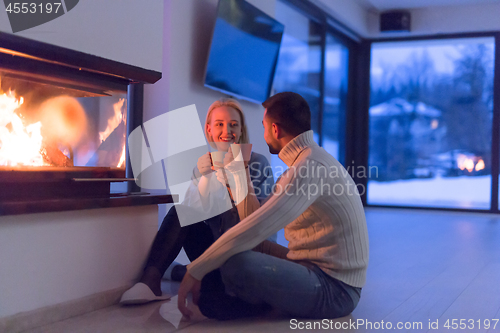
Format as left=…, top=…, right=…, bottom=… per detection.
left=409, top=3, right=500, bottom=36
left=0, top=206, right=158, bottom=318
left=366, top=2, right=500, bottom=38
left=313, top=0, right=500, bottom=38
left=315, top=0, right=370, bottom=36
left=0, top=0, right=163, bottom=71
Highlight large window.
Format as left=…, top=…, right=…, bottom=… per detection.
left=367, top=37, right=495, bottom=209
left=271, top=0, right=351, bottom=177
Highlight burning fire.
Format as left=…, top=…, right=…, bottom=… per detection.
left=475, top=159, right=485, bottom=172
left=98, top=98, right=126, bottom=168
left=100, top=98, right=125, bottom=144
left=457, top=154, right=485, bottom=173
left=0, top=91, right=47, bottom=166
left=117, top=145, right=126, bottom=168
left=0, top=88, right=127, bottom=169
left=0, top=90, right=89, bottom=167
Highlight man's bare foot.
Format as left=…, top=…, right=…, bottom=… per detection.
left=139, top=267, right=163, bottom=296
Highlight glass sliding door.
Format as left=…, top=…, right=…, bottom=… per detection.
left=322, top=33, right=349, bottom=162
left=368, top=37, right=495, bottom=209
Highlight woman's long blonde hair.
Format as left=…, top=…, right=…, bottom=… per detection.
left=205, top=98, right=249, bottom=147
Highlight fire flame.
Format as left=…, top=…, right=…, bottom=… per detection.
left=100, top=99, right=125, bottom=144
left=0, top=91, right=47, bottom=166
left=475, top=159, right=485, bottom=172
left=457, top=154, right=485, bottom=173
left=117, top=145, right=126, bottom=168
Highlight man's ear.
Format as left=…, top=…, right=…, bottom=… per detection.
left=272, top=123, right=280, bottom=139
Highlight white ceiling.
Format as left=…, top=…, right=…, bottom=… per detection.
left=354, top=0, right=500, bottom=11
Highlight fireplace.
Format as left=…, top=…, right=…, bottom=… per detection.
left=0, top=32, right=175, bottom=215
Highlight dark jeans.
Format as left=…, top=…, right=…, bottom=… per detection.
left=146, top=199, right=275, bottom=275
left=198, top=241, right=361, bottom=320
left=144, top=204, right=241, bottom=275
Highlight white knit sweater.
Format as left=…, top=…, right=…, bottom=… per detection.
left=187, top=130, right=369, bottom=288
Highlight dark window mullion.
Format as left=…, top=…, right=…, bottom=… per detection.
left=318, top=20, right=326, bottom=147
left=126, top=83, right=143, bottom=193
left=354, top=40, right=372, bottom=206
left=490, top=33, right=500, bottom=212
left=343, top=41, right=357, bottom=170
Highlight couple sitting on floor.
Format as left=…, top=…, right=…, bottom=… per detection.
left=121, top=92, right=369, bottom=320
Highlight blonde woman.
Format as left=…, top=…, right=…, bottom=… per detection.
left=120, top=98, right=274, bottom=304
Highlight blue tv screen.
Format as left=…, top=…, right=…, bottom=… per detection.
left=204, top=0, right=284, bottom=104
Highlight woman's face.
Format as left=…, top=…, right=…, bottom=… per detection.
left=207, top=106, right=242, bottom=151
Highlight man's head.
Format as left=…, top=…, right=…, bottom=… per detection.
left=262, top=92, right=311, bottom=154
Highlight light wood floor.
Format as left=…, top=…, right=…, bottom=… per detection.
left=25, top=208, right=500, bottom=332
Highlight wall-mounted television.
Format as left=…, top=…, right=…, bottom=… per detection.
left=204, top=0, right=284, bottom=104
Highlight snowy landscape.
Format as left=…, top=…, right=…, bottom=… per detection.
left=369, top=175, right=491, bottom=209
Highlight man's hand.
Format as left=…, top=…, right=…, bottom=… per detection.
left=177, top=271, right=202, bottom=320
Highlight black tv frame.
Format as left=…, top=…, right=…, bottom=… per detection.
left=203, top=0, right=284, bottom=104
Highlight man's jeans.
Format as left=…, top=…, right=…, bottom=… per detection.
left=216, top=244, right=361, bottom=319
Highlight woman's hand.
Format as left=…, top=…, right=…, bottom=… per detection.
left=177, top=271, right=202, bottom=320
left=223, top=148, right=247, bottom=174
left=197, top=152, right=213, bottom=176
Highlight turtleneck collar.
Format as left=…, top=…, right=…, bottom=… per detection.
left=278, top=130, right=316, bottom=166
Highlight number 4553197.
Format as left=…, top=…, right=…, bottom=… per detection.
left=6, top=2, right=62, bottom=14
left=444, top=319, right=499, bottom=330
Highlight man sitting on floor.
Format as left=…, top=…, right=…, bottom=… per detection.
left=178, top=91, right=369, bottom=320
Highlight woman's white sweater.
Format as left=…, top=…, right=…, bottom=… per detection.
left=187, top=130, right=369, bottom=288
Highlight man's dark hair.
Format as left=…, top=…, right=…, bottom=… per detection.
left=262, top=92, right=311, bottom=136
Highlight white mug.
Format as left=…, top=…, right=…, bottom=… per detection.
left=210, top=151, right=226, bottom=170
left=230, top=143, right=252, bottom=162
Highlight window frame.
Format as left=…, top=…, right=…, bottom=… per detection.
left=363, top=31, right=500, bottom=214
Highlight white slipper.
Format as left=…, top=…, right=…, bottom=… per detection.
left=120, top=282, right=171, bottom=305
